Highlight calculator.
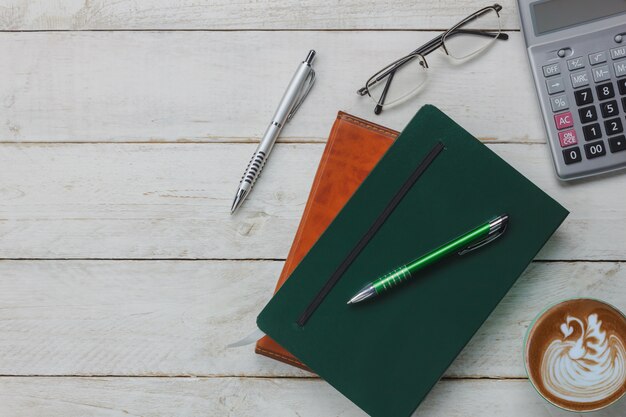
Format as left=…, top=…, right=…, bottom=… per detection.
left=518, top=0, right=626, bottom=180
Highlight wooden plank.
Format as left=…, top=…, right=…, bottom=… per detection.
left=0, top=260, right=295, bottom=377
left=0, top=31, right=543, bottom=143
left=0, top=260, right=624, bottom=378
left=0, top=377, right=624, bottom=416
left=1, top=142, right=625, bottom=260
left=0, top=1, right=521, bottom=30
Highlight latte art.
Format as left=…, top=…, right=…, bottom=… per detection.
left=526, top=299, right=626, bottom=412
left=541, top=314, right=626, bottom=404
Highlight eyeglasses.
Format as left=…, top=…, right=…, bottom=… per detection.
left=357, top=4, right=509, bottom=115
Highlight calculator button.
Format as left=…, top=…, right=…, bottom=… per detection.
left=622, top=97, right=626, bottom=112
left=596, top=83, right=615, bottom=100
left=592, top=65, right=611, bottom=83
left=614, top=61, right=626, bottom=77
left=585, top=141, right=607, bottom=159
left=601, top=100, right=619, bottom=118
left=574, top=88, right=594, bottom=105
left=567, top=57, right=585, bottom=71
left=611, top=46, right=626, bottom=60
left=604, top=117, right=624, bottom=135
left=558, top=129, right=578, bottom=147
left=550, top=95, right=569, bottom=112
left=546, top=78, right=565, bottom=94
left=609, top=135, right=626, bottom=153
left=583, top=123, right=602, bottom=141
left=543, top=63, right=561, bottom=77
left=563, top=147, right=582, bottom=165
left=589, top=51, right=607, bottom=65
left=579, top=106, right=598, bottom=123
left=554, top=112, right=574, bottom=130
left=571, top=71, right=590, bottom=88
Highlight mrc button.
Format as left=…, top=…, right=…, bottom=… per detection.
left=571, top=71, right=590, bottom=88
left=554, top=112, right=574, bottom=130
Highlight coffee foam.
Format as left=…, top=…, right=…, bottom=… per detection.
left=525, top=299, right=626, bottom=412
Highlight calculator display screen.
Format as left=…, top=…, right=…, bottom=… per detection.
left=532, top=0, right=626, bottom=35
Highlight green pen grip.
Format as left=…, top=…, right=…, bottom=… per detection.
left=371, top=222, right=492, bottom=295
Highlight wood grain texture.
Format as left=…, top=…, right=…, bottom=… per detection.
left=0, top=1, right=521, bottom=30
left=2, top=1, right=625, bottom=414
left=1, top=142, right=625, bottom=260
left=0, top=31, right=543, bottom=143
left=0, top=377, right=624, bottom=417
left=0, top=260, right=624, bottom=378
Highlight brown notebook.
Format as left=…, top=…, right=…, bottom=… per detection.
left=255, top=111, right=398, bottom=370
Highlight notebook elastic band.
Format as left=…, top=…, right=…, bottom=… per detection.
left=296, top=141, right=445, bottom=326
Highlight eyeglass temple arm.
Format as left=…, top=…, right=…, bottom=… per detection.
left=374, top=70, right=396, bottom=115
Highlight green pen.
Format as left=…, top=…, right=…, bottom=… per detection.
left=347, top=214, right=509, bottom=304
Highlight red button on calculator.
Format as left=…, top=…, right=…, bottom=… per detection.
left=554, top=112, right=574, bottom=130
left=558, top=129, right=578, bottom=147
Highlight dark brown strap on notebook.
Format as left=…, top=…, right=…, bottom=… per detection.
left=296, top=141, right=445, bottom=326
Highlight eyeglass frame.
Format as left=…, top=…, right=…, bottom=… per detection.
left=357, top=4, right=509, bottom=115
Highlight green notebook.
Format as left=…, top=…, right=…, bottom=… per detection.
left=257, top=105, right=568, bottom=417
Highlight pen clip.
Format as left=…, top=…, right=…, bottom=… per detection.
left=287, top=69, right=316, bottom=122
left=458, top=221, right=508, bottom=256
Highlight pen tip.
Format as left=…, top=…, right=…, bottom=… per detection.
left=230, top=189, right=249, bottom=215
left=230, top=199, right=239, bottom=215
left=305, top=50, right=316, bottom=64
left=347, top=285, right=376, bottom=305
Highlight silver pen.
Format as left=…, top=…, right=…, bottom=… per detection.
left=230, top=50, right=317, bottom=214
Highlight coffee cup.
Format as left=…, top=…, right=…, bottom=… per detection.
left=524, top=298, right=626, bottom=412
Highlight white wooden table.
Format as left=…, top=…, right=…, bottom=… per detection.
left=1, top=1, right=625, bottom=416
